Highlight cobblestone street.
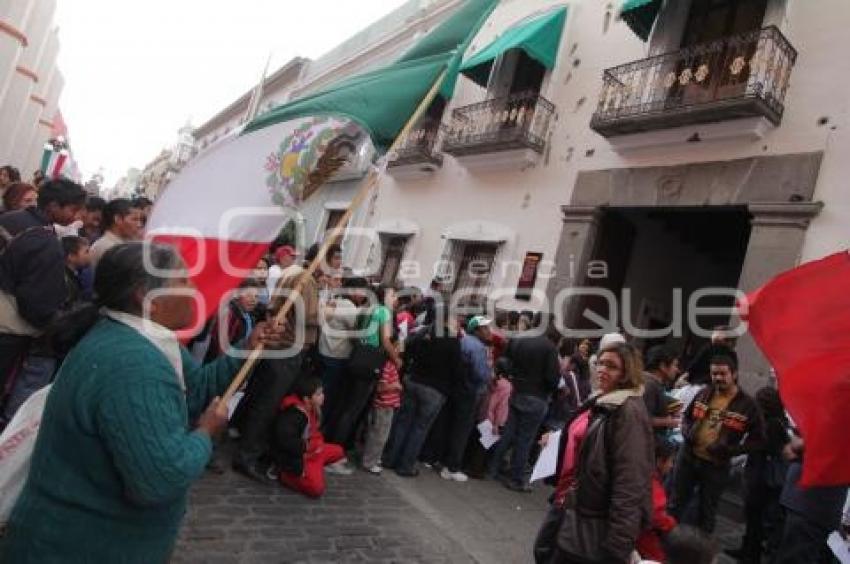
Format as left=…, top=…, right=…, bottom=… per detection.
left=174, top=459, right=745, bottom=564
left=173, top=465, right=471, bottom=564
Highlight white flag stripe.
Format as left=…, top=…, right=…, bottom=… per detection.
left=148, top=116, right=358, bottom=242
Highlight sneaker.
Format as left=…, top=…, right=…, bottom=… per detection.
left=265, top=464, right=279, bottom=481
left=440, top=468, right=469, bottom=482
left=365, top=465, right=382, bottom=475
left=325, top=460, right=354, bottom=475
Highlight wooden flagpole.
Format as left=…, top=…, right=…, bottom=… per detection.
left=221, top=70, right=448, bottom=403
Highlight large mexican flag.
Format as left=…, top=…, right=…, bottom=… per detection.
left=147, top=0, right=498, bottom=321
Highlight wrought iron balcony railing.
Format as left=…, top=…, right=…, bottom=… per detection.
left=591, top=26, right=797, bottom=137
left=388, top=118, right=444, bottom=168
left=443, top=91, right=556, bottom=157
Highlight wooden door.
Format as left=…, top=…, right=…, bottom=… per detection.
left=669, top=0, right=767, bottom=107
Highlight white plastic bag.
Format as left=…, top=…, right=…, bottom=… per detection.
left=0, top=384, right=51, bottom=526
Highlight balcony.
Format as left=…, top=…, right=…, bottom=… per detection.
left=591, top=26, right=797, bottom=138
left=387, top=118, right=444, bottom=177
left=443, top=92, right=556, bottom=168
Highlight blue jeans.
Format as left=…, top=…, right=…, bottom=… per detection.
left=384, top=380, right=446, bottom=473
left=487, top=393, right=548, bottom=484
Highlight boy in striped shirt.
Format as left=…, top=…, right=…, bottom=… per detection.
left=361, top=338, right=403, bottom=474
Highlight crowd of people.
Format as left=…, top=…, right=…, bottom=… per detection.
left=0, top=172, right=847, bottom=563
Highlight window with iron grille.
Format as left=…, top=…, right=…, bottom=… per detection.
left=378, top=236, right=408, bottom=285
left=453, top=243, right=499, bottom=305
left=323, top=209, right=347, bottom=244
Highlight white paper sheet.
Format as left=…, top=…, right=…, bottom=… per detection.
left=478, top=420, right=500, bottom=450
left=227, top=391, right=244, bottom=420
left=828, top=532, right=850, bottom=564
left=530, top=430, right=562, bottom=482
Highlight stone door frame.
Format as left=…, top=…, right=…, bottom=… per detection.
left=547, top=152, right=824, bottom=391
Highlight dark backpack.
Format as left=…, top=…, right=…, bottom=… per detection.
left=0, top=224, right=53, bottom=291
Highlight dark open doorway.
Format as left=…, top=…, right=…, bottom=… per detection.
left=570, top=206, right=752, bottom=358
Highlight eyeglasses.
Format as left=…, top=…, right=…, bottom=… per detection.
left=597, top=360, right=623, bottom=372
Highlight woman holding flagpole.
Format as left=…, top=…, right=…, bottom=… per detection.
left=0, top=242, right=280, bottom=563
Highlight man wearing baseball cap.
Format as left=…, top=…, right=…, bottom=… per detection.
left=440, top=315, right=494, bottom=483
left=487, top=317, right=561, bottom=491
left=266, top=245, right=297, bottom=296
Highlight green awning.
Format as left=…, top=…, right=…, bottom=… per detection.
left=459, top=7, right=568, bottom=88
left=621, top=0, right=662, bottom=41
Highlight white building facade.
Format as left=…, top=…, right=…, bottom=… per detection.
left=345, top=0, right=850, bottom=390
left=179, top=0, right=847, bottom=389
left=0, top=0, right=64, bottom=174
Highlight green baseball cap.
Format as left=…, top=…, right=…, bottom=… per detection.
left=467, top=315, right=492, bottom=333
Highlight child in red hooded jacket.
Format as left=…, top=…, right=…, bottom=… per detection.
left=272, top=376, right=352, bottom=498
left=637, top=439, right=679, bottom=561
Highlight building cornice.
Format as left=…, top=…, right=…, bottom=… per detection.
left=15, top=65, right=38, bottom=82
left=748, top=201, right=824, bottom=228
left=292, top=0, right=463, bottom=99
left=560, top=206, right=600, bottom=223
left=194, top=57, right=309, bottom=138
left=0, top=19, right=28, bottom=47
left=195, top=0, right=463, bottom=142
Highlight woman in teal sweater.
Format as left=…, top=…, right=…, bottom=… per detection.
left=0, top=242, right=275, bottom=563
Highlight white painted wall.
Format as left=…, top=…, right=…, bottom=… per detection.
left=0, top=0, right=34, bottom=113
left=18, top=29, right=60, bottom=171
left=0, top=0, right=55, bottom=161
left=365, top=0, right=850, bottom=310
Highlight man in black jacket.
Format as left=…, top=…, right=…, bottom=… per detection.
left=669, top=350, right=764, bottom=533
left=384, top=307, right=464, bottom=477
left=0, top=178, right=86, bottom=391
left=487, top=322, right=561, bottom=491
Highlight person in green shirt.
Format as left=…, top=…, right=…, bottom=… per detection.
left=0, top=242, right=278, bottom=563
left=328, top=283, right=401, bottom=446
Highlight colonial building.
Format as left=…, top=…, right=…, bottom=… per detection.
left=345, top=0, right=848, bottom=390
left=109, top=168, right=141, bottom=200
left=137, top=150, right=174, bottom=200
left=175, top=0, right=846, bottom=389
left=137, top=122, right=196, bottom=200
left=0, top=0, right=65, bottom=173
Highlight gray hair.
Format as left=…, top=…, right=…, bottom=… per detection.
left=95, top=242, right=186, bottom=313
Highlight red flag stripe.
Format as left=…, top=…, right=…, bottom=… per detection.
left=744, top=251, right=850, bottom=486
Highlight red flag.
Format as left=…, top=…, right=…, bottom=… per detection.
left=742, top=251, right=850, bottom=487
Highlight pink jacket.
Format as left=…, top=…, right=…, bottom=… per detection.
left=482, top=378, right=512, bottom=429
